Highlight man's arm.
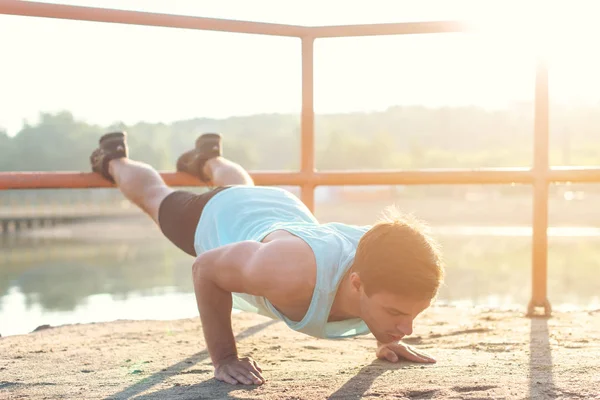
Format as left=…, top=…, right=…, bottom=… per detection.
left=192, top=240, right=265, bottom=385
left=192, top=238, right=311, bottom=385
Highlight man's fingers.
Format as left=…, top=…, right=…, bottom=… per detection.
left=232, top=372, right=253, bottom=385
left=378, top=348, right=399, bottom=362
left=413, top=349, right=436, bottom=363
left=253, top=360, right=263, bottom=373
left=396, top=345, right=435, bottom=363
left=377, top=343, right=437, bottom=365
left=215, top=359, right=266, bottom=386
left=219, top=374, right=238, bottom=385
left=407, top=347, right=436, bottom=363
left=244, top=360, right=265, bottom=383
left=251, top=368, right=266, bottom=384
left=247, top=370, right=264, bottom=385
left=386, top=351, right=399, bottom=363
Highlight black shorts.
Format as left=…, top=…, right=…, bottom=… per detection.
left=158, top=186, right=232, bottom=257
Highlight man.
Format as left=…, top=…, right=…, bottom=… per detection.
left=90, top=131, right=445, bottom=386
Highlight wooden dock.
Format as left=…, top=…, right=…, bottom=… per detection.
left=0, top=205, right=139, bottom=234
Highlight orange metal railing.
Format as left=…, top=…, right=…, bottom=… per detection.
left=3, top=0, right=600, bottom=316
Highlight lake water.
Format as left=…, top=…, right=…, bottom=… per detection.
left=1, top=221, right=599, bottom=337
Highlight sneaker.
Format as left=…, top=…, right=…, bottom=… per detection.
left=176, top=133, right=221, bottom=182
left=90, top=131, right=128, bottom=183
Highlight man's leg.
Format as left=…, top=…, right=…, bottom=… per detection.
left=92, top=131, right=253, bottom=225
left=107, top=159, right=173, bottom=224
left=108, top=156, right=253, bottom=224
left=203, top=157, right=254, bottom=187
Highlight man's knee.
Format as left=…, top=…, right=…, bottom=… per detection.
left=140, top=186, right=174, bottom=222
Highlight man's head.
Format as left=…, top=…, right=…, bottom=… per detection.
left=349, top=207, right=445, bottom=343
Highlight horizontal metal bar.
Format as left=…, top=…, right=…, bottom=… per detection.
left=3, top=167, right=600, bottom=190
left=0, top=0, right=307, bottom=37
left=0, top=171, right=309, bottom=189
left=0, top=3, right=473, bottom=39
left=547, top=167, right=600, bottom=183
left=312, top=168, right=535, bottom=185
left=310, top=21, right=469, bottom=38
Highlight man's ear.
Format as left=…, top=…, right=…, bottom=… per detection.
left=349, top=272, right=362, bottom=293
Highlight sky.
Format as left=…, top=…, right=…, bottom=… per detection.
left=1, top=0, right=599, bottom=136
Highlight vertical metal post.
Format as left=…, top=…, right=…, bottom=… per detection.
left=528, top=59, right=552, bottom=317
left=300, top=36, right=315, bottom=212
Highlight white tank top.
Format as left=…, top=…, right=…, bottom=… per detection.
left=194, top=186, right=371, bottom=339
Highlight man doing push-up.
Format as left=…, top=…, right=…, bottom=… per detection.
left=89, top=131, right=445, bottom=386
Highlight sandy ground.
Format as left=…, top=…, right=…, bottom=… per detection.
left=1, top=306, right=599, bottom=400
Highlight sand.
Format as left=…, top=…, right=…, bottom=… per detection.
left=1, top=306, right=599, bottom=400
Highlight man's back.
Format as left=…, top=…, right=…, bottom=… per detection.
left=193, top=186, right=317, bottom=254
left=194, top=186, right=371, bottom=339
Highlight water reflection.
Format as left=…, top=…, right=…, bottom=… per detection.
left=436, top=233, right=600, bottom=312
left=1, top=226, right=599, bottom=337
left=1, top=236, right=194, bottom=312
left=0, top=234, right=197, bottom=335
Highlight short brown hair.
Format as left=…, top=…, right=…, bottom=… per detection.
left=352, top=206, right=445, bottom=300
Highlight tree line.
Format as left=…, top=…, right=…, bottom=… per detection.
left=1, top=103, right=598, bottom=173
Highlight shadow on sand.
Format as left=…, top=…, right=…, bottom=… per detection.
left=131, top=358, right=437, bottom=400
left=107, top=317, right=564, bottom=399
left=105, top=320, right=276, bottom=400
left=529, top=317, right=555, bottom=399
left=327, top=359, right=440, bottom=400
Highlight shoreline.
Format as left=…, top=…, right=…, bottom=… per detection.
left=4, top=302, right=600, bottom=338
left=2, top=297, right=599, bottom=339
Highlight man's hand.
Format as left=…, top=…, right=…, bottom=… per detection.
left=376, top=341, right=436, bottom=364
left=215, top=355, right=265, bottom=385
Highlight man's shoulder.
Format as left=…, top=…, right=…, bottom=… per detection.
left=254, top=234, right=317, bottom=306
left=262, top=231, right=316, bottom=265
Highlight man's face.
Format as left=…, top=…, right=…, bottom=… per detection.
left=352, top=274, right=433, bottom=344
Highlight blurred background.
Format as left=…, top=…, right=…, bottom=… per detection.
left=1, top=0, right=599, bottom=336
